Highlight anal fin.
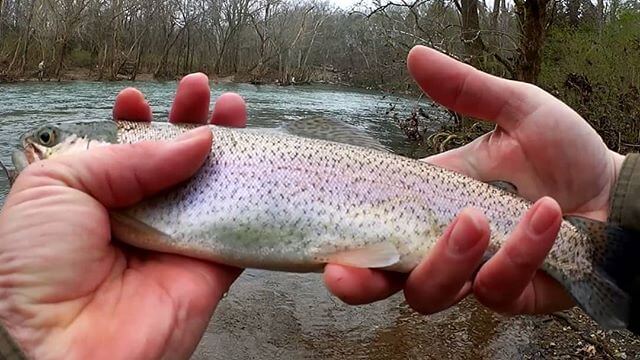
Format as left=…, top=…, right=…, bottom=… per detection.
left=317, top=242, right=400, bottom=268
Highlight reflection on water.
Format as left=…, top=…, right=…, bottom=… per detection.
left=1, top=81, right=632, bottom=359
left=192, top=270, right=558, bottom=359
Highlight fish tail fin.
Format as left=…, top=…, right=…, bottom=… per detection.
left=558, top=216, right=640, bottom=333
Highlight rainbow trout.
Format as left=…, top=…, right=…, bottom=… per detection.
left=9, top=119, right=640, bottom=334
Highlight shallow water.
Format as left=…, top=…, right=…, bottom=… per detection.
left=0, top=81, right=635, bottom=359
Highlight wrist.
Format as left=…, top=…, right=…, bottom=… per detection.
left=611, top=150, right=626, bottom=187
left=608, top=152, right=640, bottom=230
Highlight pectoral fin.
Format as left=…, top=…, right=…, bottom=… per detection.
left=110, top=211, right=175, bottom=252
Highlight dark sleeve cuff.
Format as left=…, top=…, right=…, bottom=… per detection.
left=0, top=323, right=27, bottom=360
left=608, top=153, right=640, bottom=335
left=609, top=153, right=640, bottom=231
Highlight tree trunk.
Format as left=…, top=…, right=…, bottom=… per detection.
left=97, top=41, right=108, bottom=81
left=214, top=35, right=229, bottom=75
left=284, top=48, right=290, bottom=84
left=18, top=2, right=35, bottom=75
left=19, top=28, right=33, bottom=75
left=460, top=0, right=484, bottom=66
left=110, top=27, right=119, bottom=80
left=567, top=0, right=580, bottom=27
left=514, top=0, right=550, bottom=84
left=596, top=0, right=604, bottom=30
left=130, top=41, right=144, bottom=81
left=233, top=42, right=239, bottom=73
left=302, top=17, right=325, bottom=68
left=154, top=27, right=184, bottom=79
left=176, top=43, right=182, bottom=75
left=55, top=36, right=69, bottom=81
left=184, top=26, right=191, bottom=74
left=6, top=38, right=21, bottom=74
left=608, top=0, right=620, bottom=22
left=7, top=0, right=35, bottom=75
left=0, top=0, right=5, bottom=39
left=490, top=0, right=501, bottom=30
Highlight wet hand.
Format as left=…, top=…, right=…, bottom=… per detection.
left=0, top=127, right=240, bottom=359
left=325, top=46, right=623, bottom=316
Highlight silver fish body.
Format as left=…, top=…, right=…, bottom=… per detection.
left=13, top=120, right=640, bottom=333
left=115, top=122, right=564, bottom=273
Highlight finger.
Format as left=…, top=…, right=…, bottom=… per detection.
left=420, top=143, right=478, bottom=177
left=473, top=196, right=565, bottom=313
left=13, top=127, right=212, bottom=208
left=112, top=87, right=152, bottom=122
left=421, top=130, right=524, bottom=186
left=169, top=73, right=211, bottom=124
left=407, top=45, right=547, bottom=132
left=211, top=92, right=247, bottom=127
left=323, top=264, right=405, bottom=305
left=518, top=272, right=574, bottom=314
left=404, top=208, right=489, bottom=315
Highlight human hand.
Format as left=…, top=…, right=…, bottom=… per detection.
left=0, top=73, right=247, bottom=359
left=324, top=46, right=624, bottom=316
left=0, top=128, right=241, bottom=359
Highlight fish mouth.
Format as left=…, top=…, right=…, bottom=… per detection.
left=23, top=143, right=43, bottom=164
left=0, top=150, right=28, bottom=186
left=12, top=148, right=31, bottom=171
left=10, top=140, right=41, bottom=173
left=17, top=135, right=48, bottom=164
left=4, top=143, right=42, bottom=186
left=1, top=135, right=46, bottom=186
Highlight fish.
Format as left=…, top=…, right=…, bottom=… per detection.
left=10, top=118, right=640, bottom=335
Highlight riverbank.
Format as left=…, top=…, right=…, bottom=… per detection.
left=1, top=68, right=181, bottom=83
left=0, top=66, right=416, bottom=97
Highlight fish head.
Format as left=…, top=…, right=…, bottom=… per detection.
left=13, top=120, right=118, bottom=172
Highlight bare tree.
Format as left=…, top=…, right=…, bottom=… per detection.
left=514, top=0, right=551, bottom=82
left=0, top=0, right=632, bottom=86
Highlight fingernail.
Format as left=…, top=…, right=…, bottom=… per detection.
left=174, top=126, right=210, bottom=142
left=528, top=198, right=557, bottom=236
left=448, top=209, right=483, bottom=256
left=180, top=72, right=209, bottom=83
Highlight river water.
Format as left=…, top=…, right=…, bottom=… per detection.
left=0, top=81, right=636, bottom=359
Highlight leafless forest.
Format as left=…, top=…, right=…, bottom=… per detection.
left=0, top=0, right=635, bottom=83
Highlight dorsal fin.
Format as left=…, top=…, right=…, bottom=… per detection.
left=283, top=117, right=389, bottom=152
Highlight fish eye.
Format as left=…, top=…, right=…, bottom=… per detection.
left=36, top=127, right=56, bottom=146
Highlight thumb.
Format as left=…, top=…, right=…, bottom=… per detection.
left=420, top=132, right=495, bottom=181
left=422, top=145, right=477, bottom=177
left=12, top=126, right=212, bottom=208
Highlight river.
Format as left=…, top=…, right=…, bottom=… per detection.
left=0, top=81, right=637, bottom=359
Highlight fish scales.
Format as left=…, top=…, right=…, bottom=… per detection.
left=14, top=119, right=640, bottom=332
left=115, top=122, right=587, bottom=277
